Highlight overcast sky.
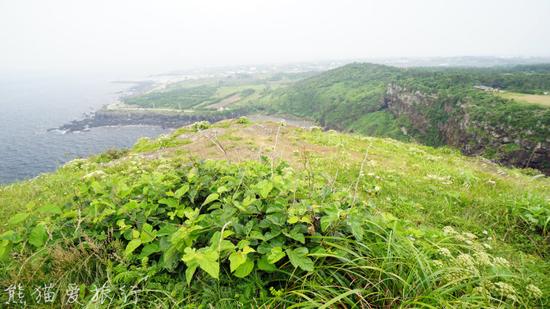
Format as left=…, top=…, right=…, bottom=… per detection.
left=1, top=0, right=549, bottom=75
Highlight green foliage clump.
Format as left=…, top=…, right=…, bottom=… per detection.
left=236, top=116, right=251, bottom=124
left=192, top=121, right=211, bottom=131
left=133, top=135, right=190, bottom=153
left=1, top=156, right=547, bottom=307
left=347, top=110, right=409, bottom=140
left=92, top=148, right=129, bottom=163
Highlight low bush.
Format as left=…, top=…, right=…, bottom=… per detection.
left=0, top=158, right=545, bottom=307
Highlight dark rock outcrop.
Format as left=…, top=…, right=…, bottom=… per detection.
left=56, top=108, right=249, bottom=132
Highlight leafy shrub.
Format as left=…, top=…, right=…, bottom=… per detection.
left=192, top=121, right=211, bottom=131
left=92, top=148, right=129, bottom=163
left=236, top=116, right=251, bottom=124
left=1, top=158, right=545, bottom=307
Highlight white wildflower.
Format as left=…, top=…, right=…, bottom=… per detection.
left=493, top=257, right=510, bottom=267
left=438, top=247, right=452, bottom=258
left=432, top=260, right=444, bottom=268
left=473, top=286, right=490, bottom=298
left=455, top=234, right=467, bottom=242
left=455, top=254, right=479, bottom=276
left=443, top=226, right=458, bottom=235
left=526, top=284, right=542, bottom=299
left=82, top=170, right=106, bottom=180
left=474, top=251, right=492, bottom=266
left=493, top=282, right=516, bottom=301
left=456, top=254, right=475, bottom=268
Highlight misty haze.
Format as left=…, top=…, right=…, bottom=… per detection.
left=0, top=1, right=549, bottom=307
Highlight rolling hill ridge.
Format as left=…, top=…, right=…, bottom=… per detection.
left=259, top=63, right=550, bottom=173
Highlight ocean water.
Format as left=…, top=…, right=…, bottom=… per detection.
left=0, top=74, right=168, bottom=184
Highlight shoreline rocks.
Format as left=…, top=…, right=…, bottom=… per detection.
left=53, top=107, right=249, bottom=132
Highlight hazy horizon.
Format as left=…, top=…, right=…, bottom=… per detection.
left=1, top=0, right=550, bottom=76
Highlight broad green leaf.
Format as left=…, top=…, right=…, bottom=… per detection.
left=209, top=231, right=235, bottom=252
left=182, top=247, right=220, bottom=280
left=267, top=246, right=286, bottom=264
left=229, top=244, right=255, bottom=272
left=125, top=239, right=142, bottom=257
left=201, top=193, right=219, bottom=207
left=162, top=246, right=180, bottom=271
left=349, top=218, right=364, bottom=240
left=257, top=180, right=273, bottom=199
left=284, top=227, right=305, bottom=244
left=264, top=229, right=281, bottom=240
left=266, top=205, right=282, bottom=214
left=184, top=207, right=200, bottom=220
left=0, top=230, right=18, bottom=242
left=139, top=243, right=160, bottom=258
left=286, top=247, right=314, bottom=272
left=300, top=216, right=312, bottom=224
left=8, top=213, right=29, bottom=225
left=187, top=168, right=198, bottom=182
left=237, top=239, right=250, bottom=249
left=115, top=181, right=131, bottom=198
left=37, top=204, right=62, bottom=215
left=218, top=240, right=235, bottom=252
left=258, top=256, right=277, bottom=272
left=249, top=230, right=265, bottom=240
left=185, top=264, right=198, bottom=285
left=229, top=251, right=247, bottom=272
left=234, top=259, right=254, bottom=278
left=242, top=195, right=256, bottom=207
left=118, top=200, right=139, bottom=215
left=28, top=224, right=48, bottom=248
left=0, top=240, right=12, bottom=261
left=140, top=223, right=157, bottom=243
left=320, top=216, right=332, bottom=232
left=197, top=249, right=219, bottom=279
left=242, top=245, right=255, bottom=254
left=217, top=186, right=229, bottom=194
left=91, top=181, right=103, bottom=194
left=174, top=184, right=190, bottom=198
left=158, top=197, right=179, bottom=209
left=157, top=223, right=178, bottom=237
left=287, top=216, right=299, bottom=224
left=320, top=204, right=340, bottom=232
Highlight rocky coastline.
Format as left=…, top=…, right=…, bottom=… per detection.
left=53, top=107, right=249, bottom=133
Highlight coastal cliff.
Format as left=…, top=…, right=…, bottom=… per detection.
left=384, top=84, right=550, bottom=174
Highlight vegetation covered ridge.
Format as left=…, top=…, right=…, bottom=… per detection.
left=257, top=63, right=550, bottom=174
left=1, top=119, right=548, bottom=307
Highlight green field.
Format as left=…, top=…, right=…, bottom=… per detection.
left=123, top=72, right=309, bottom=111
left=497, top=91, right=550, bottom=107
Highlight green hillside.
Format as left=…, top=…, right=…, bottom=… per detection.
left=258, top=63, right=550, bottom=173
left=1, top=119, right=548, bottom=307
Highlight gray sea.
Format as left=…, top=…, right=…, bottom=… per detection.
left=0, top=73, right=168, bottom=184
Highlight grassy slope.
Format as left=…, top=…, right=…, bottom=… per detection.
left=496, top=91, right=550, bottom=107
left=1, top=119, right=548, bottom=307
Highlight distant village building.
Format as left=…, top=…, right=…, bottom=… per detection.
left=474, top=85, right=500, bottom=92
